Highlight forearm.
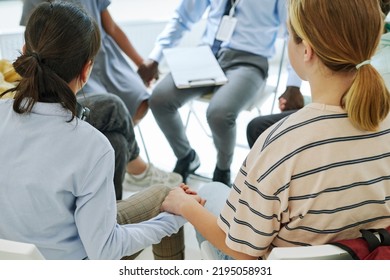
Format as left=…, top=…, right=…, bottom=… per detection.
left=112, top=26, right=144, bottom=67
left=148, top=1, right=208, bottom=62
left=101, top=9, right=144, bottom=67
left=118, top=212, right=186, bottom=257
left=148, top=18, right=188, bottom=62
left=180, top=200, right=257, bottom=260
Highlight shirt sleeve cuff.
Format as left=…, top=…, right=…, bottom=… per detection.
left=286, top=66, right=302, bottom=88
left=149, top=45, right=165, bottom=63
left=155, top=212, right=187, bottom=228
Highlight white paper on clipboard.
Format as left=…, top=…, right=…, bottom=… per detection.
left=163, top=45, right=228, bottom=89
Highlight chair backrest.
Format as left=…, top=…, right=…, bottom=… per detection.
left=0, top=239, right=45, bottom=260
left=199, top=240, right=352, bottom=260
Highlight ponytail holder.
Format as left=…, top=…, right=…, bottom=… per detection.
left=30, top=52, right=41, bottom=63
left=30, top=51, right=45, bottom=93
left=356, top=59, right=371, bottom=70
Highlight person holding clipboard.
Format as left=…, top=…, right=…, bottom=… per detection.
left=141, top=0, right=303, bottom=185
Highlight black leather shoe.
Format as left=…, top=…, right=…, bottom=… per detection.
left=212, top=167, right=231, bottom=186
left=173, top=149, right=200, bottom=183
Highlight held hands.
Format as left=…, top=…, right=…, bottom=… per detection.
left=137, top=59, right=159, bottom=87
left=161, top=184, right=206, bottom=216
left=278, top=86, right=304, bottom=111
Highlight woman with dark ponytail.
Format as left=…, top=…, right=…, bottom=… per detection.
left=0, top=1, right=193, bottom=260
left=18, top=0, right=183, bottom=199
left=9, top=0, right=100, bottom=118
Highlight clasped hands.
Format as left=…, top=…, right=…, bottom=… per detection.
left=161, top=183, right=206, bottom=216
left=137, top=59, right=159, bottom=87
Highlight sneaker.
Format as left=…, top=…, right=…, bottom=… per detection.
left=173, top=149, right=200, bottom=183
left=212, top=166, right=231, bottom=186
left=123, top=163, right=183, bottom=192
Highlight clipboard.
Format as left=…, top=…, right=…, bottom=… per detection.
left=163, top=45, right=228, bottom=89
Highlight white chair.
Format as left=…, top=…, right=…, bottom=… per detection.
left=0, top=239, right=45, bottom=260
left=199, top=240, right=352, bottom=260
left=267, top=244, right=352, bottom=260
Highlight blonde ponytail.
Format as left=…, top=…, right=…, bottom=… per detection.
left=344, top=65, right=390, bottom=131
left=289, top=0, right=389, bottom=131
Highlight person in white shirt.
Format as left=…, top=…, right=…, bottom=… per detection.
left=140, top=0, right=303, bottom=185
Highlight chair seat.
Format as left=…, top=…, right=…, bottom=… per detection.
left=199, top=240, right=353, bottom=260
left=0, top=239, right=45, bottom=260
left=267, top=245, right=352, bottom=260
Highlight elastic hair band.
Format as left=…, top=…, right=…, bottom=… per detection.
left=30, top=52, right=41, bottom=63
left=356, top=59, right=371, bottom=70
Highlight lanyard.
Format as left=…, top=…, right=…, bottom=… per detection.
left=228, top=0, right=241, bottom=17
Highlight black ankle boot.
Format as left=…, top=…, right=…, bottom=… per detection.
left=212, top=167, right=231, bottom=186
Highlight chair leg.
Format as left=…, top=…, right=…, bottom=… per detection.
left=136, top=125, right=150, bottom=163
left=184, top=102, right=193, bottom=130
left=270, top=39, right=287, bottom=114
left=185, top=101, right=212, bottom=138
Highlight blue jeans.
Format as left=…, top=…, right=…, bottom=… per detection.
left=196, top=182, right=234, bottom=260
left=78, top=93, right=139, bottom=200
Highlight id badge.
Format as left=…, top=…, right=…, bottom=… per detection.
left=215, top=15, right=237, bottom=42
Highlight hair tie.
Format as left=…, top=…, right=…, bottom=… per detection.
left=29, top=52, right=45, bottom=93
left=30, top=52, right=41, bottom=63
left=356, top=59, right=371, bottom=70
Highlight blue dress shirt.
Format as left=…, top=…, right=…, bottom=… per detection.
left=149, top=0, right=301, bottom=87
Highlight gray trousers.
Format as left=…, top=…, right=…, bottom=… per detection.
left=78, top=93, right=140, bottom=200
left=149, top=48, right=268, bottom=170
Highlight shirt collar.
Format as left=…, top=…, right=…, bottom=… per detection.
left=30, top=101, right=72, bottom=118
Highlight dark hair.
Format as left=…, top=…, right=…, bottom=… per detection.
left=1, top=1, right=100, bottom=121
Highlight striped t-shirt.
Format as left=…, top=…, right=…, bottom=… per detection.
left=218, top=103, right=390, bottom=258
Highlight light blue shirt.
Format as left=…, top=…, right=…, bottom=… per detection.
left=0, top=99, right=185, bottom=259
left=149, top=0, right=301, bottom=87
